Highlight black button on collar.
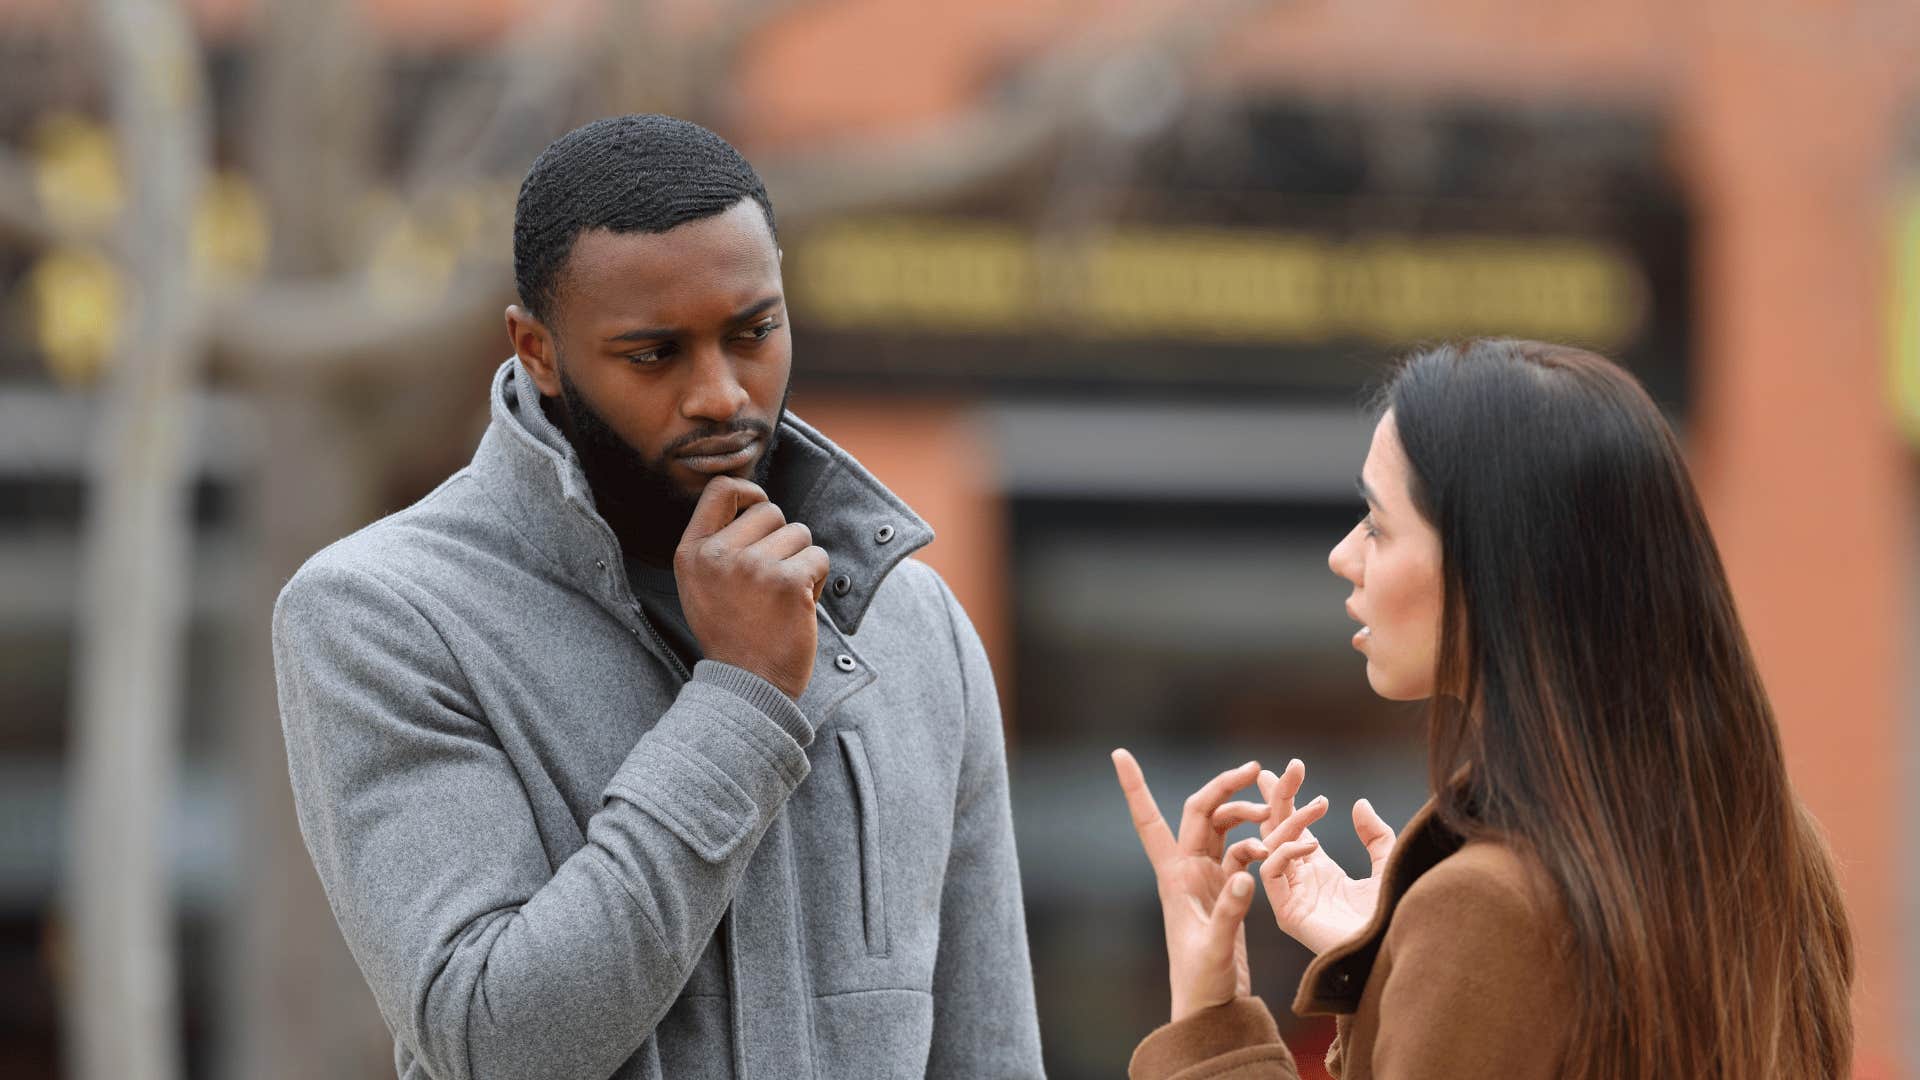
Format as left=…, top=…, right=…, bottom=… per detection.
left=830, top=574, right=852, bottom=597
left=874, top=524, right=895, bottom=544
left=834, top=654, right=857, bottom=672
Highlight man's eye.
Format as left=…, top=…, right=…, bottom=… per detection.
left=742, top=319, right=782, bottom=342
left=625, top=345, right=673, bottom=366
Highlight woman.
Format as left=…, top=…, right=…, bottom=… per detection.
left=1112, top=340, right=1854, bottom=1079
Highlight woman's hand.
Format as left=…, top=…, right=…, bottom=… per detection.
left=1111, top=750, right=1274, bottom=1023
left=1256, top=759, right=1399, bottom=955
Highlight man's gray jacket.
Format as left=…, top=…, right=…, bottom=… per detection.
left=272, top=358, right=1044, bottom=1080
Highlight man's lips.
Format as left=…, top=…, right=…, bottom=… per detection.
left=676, top=430, right=758, bottom=457
left=674, top=432, right=762, bottom=475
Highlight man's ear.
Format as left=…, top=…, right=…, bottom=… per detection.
left=505, top=305, right=563, bottom=397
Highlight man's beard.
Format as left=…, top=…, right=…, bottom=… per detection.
left=551, top=367, right=785, bottom=566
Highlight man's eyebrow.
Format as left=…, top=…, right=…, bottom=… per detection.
left=729, top=295, right=783, bottom=323
left=606, top=325, right=676, bottom=344
left=602, top=296, right=784, bottom=344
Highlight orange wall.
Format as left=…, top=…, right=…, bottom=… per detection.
left=1680, top=14, right=1911, bottom=1075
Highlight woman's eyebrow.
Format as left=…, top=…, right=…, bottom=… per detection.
left=1356, top=476, right=1381, bottom=510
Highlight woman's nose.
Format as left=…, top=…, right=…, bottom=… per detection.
left=1328, top=524, right=1362, bottom=583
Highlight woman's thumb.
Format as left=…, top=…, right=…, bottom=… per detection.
left=1210, top=872, right=1256, bottom=949
left=1354, top=798, right=1397, bottom=869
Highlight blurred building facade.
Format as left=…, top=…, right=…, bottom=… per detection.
left=0, top=1, right=1914, bottom=1078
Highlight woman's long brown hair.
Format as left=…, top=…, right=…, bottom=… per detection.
left=1387, top=340, right=1853, bottom=1078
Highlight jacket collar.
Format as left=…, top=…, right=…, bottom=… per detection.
left=471, top=357, right=933, bottom=635
left=1291, top=797, right=1468, bottom=1016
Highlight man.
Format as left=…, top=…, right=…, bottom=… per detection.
left=273, top=115, right=1044, bottom=1080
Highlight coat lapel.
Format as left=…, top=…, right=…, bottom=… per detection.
left=1292, top=799, right=1467, bottom=1015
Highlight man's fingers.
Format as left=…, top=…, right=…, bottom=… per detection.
left=1221, top=836, right=1270, bottom=875
left=709, top=501, right=788, bottom=550
left=749, top=521, right=814, bottom=562
left=1112, top=749, right=1177, bottom=867
left=791, top=545, right=831, bottom=604
left=678, top=491, right=785, bottom=567
left=1353, top=798, right=1398, bottom=874
left=1177, top=762, right=1262, bottom=855
left=680, top=476, right=770, bottom=546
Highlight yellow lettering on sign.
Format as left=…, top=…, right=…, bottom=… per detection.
left=797, top=220, right=1030, bottom=330
left=1081, top=230, right=1329, bottom=339
left=790, top=218, right=1647, bottom=349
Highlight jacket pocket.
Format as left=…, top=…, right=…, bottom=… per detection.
left=837, top=729, right=889, bottom=957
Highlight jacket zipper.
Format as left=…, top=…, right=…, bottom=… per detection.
left=572, top=500, right=691, bottom=684
left=630, top=602, right=691, bottom=683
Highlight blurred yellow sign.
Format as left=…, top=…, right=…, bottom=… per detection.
left=793, top=217, right=1647, bottom=349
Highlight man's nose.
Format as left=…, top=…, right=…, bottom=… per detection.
left=680, top=346, right=749, bottom=421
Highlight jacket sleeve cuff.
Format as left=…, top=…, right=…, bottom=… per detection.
left=598, top=662, right=812, bottom=865
left=691, top=660, right=812, bottom=748
left=1128, top=997, right=1294, bottom=1080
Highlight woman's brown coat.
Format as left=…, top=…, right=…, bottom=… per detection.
left=1129, top=801, right=1576, bottom=1080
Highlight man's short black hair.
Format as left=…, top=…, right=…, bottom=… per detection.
left=513, top=114, right=776, bottom=324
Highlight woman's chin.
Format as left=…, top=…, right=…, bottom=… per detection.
left=1364, top=659, right=1432, bottom=702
